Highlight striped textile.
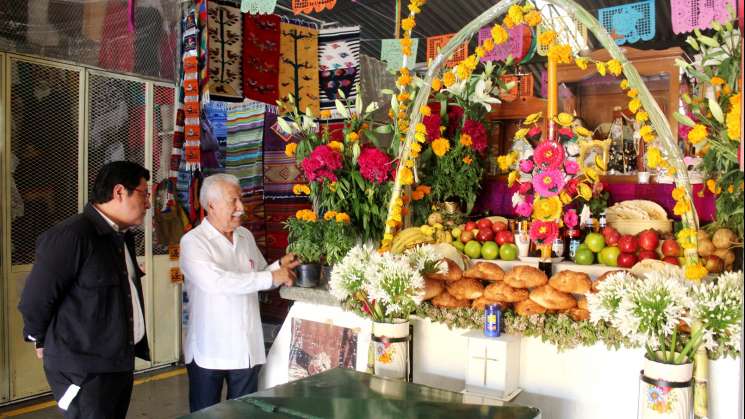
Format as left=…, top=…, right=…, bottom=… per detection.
left=317, top=26, right=360, bottom=112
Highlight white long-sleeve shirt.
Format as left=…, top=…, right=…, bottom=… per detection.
left=179, top=219, right=279, bottom=370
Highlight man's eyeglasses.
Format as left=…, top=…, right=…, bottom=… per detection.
left=131, top=188, right=151, bottom=199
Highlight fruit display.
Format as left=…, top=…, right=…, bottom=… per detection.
left=575, top=226, right=674, bottom=269
left=390, top=227, right=434, bottom=253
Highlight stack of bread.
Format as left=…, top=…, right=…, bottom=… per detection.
left=606, top=199, right=672, bottom=235
left=424, top=260, right=594, bottom=321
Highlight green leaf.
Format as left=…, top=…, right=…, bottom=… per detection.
left=380, top=89, right=394, bottom=96
left=708, top=97, right=725, bottom=123
left=685, top=36, right=699, bottom=51
left=374, top=124, right=393, bottom=134
left=355, top=94, right=362, bottom=116
left=674, top=112, right=696, bottom=127
left=364, top=130, right=381, bottom=147
left=337, top=88, right=346, bottom=99
left=698, top=35, right=720, bottom=48
left=365, top=101, right=379, bottom=114
left=335, top=99, right=350, bottom=118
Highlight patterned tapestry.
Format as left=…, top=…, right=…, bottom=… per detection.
left=279, top=22, right=319, bottom=114
left=226, top=101, right=267, bottom=252
left=242, top=13, right=281, bottom=105
left=318, top=26, right=360, bottom=112
left=207, top=1, right=243, bottom=97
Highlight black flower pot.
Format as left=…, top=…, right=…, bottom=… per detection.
left=295, top=263, right=321, bottom=288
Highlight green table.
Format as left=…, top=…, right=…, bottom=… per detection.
left=181, top=368, right=540, bottom=418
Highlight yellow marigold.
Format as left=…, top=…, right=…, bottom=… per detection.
left=635, top=110, right=649, bottom=122
left=323, top=210, right=337, bottom=221
left=431, top=77, right=442, bottom=91
left=646, top=146, right=661, bottom=169
left=404, top=159, right=415, bottom=168
left=706, top=179, right=720, bottom=194
left=383, top=232, right=393, bottom=242
left=415, top=122, right=427, bottom=133
left=672, top=186, right=686, bottom=202
left=607, top=59, right=622, bottom=76
left=687, top=124, right=707, bottom=144
left=676, top=228, right=697, bottom=250
left=347, top=131, right=359, bottom=142
left=627, top=88, right=638, bottom=98
left=726, top=93, right=741, bottom=141
left=464, top=54, right=478, bottom=70
left=285, top=143, right=297, bottom=157
left=320, top=110, right=332, bottom=119
left=575, top=126, right=593, bottom=138
left=578, top=183, right=592, bottom=200
left=475, top=46, right=485, bottom=58
left=328, top=141, right=343, bottom=153
left=335, top=212, right=350, bottom=223
left=555, top=112, right=574, bottom=127
left=710, top=76, right=725, bottom=86
left=640, top=125, right=656, bottom=143
left=419, top=105, right=432, bottom=117
left=408, top=2, right=420, bottom=13
left=402, top=45, right=411, bottom=56
left=533, top=196, right=563, bottom=221
left=525, top=10, right=542, bottom=26
left=491, top=24, right=509, bottom=45
left=620, top=79, right=629, bottom=90
left=397, top=92, right=410, bottom=102
left=432, top=137, right=450, bottom=157
left=515, top=128, right=529, bottom=139
left=397, top=72, right=411, bottom=87
left=401, top=17, right=415, bottom=31
left=507, top=170, right=518, bottom=187
left=548, top=44, right=572, bottom=64
left=728, top=184, right=734, bottom=193
left=456, top=63, right=470, bottom=80
left=628, top=98, right=641, bottom=113
left=482, top=38, right=495, bottom=51
left=292, top=184, right=310, bottom=196
left=575, top=57, right=588, bottom=70
left=508, top=5, right=524, bottom=24
left=524, top=112, right=542, bottom=125
left=443, top=71, right=456, bottom=87
left=460, top=133, right=473, bottom=147
left=503, top=14, right=515, bottom=28
left=559, top=191, right=572, bottom=205
left=400, top=38, right=412, bottom=49
left=399, top=166, right=414, bottom=185
left=411, top=141, right=422, bottom=154
left=684, top=263, right=708, bottom=281
left=595, top=61, right=606, bottom=76
left=415, top=132, right=426, bottom=143
left=463, top=156, right=473, bottom=165
left=539, top=31, right=557, bottom=46
left=497, top=154, right=513, bottom=171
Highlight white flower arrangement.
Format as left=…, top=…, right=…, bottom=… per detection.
left=329, top=244, right=431, bottom=322
left=587, top=271, right=636, bottom=324
left=690, top=271, right=743, bottom=354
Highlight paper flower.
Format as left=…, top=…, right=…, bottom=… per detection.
left=519, top=159, right=534, bottom=173
left=563, top=208, right=578, bottom=229
left=532, top=169, right=565, bottom=197
left=564, top=160, right=579, bottom=175
left=529, top=220, right=559, bottom=244
left=532, top=196, right=563, bottom=221
left=533, top=141, right=564, bottom=170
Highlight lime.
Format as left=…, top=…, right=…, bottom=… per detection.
left=464, top=240, right=482, bottom=259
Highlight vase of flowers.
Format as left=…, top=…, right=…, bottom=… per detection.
left=285, top=210, right=324, bottom=288
left=639, top=354, right=693, bottom=419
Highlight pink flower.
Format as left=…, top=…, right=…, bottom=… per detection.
left=533, top=141, right=565, bottom=170
left=558, top=127, right=574, bottom=140
left=358, top=146, right=393, bottom=184
left=566, top=178, right=579, bottom=196
left=515, top=200, right=534, bottom=218
left=462, top=119, right=488, bottom=153
left=529, top=220, right=559, bottom=245
left=527, top=126, right=542, bottom=141
left=564, top=160, right=579, bottom=175
left=422, top=114, right=442, bottom=141
left=563, top=209, right=578, bottom=229
left=532, top=169, right=565, bottom=197
left=519, top=159, right=534, bottom=173
left=518, top=182, right=533, bottom=195
left=302, top=144, right=343, bottom=182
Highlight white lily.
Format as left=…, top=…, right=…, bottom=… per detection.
left=444, top=78, right=467, bottom=97
left=472, top=78, right=501, bottom=111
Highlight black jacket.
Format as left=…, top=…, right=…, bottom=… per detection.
left=18, top=203, right=150, bottom=373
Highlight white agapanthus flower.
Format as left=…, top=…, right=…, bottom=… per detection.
left=365, top=252, right=424, bottom=318
left=690, top=271, right=743, bottom=352
left=405, top=244, right=446, bottom=276
left=328, top=244, right=376, bottom=301
left=586, top=271, right=636, bottom=324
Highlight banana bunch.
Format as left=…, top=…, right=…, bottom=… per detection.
left=434, top=230, right=452, bottom=244
left=391, top=227, right=434, bottom=254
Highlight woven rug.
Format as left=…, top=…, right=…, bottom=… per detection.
left=279, top=21, right=319, bottom=114
left=243, top=13, right=281, bottom=105
left=317, top=26, right=360, bottom=111
left=207, top=1, right=243, bottom=97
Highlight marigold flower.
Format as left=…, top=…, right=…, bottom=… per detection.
left=443, top=72, right=456, bottom=87
left=431, top=77, right=442, bottom=91
left=412, top=190, right=425, bottom=200
left=482, top=38, right=495, bottom=51
left=408, top=2, right=420, bottom=13
left=411, top=141, right=422, bottom=155
left=620, top=79, right=629, bottom=90
left=539, top=31, right=557, bottom=46
left=728, top=184, right=735, bottom=193
left=687, top=124, right=707, bottom=144
left=575, top=57, right=588, bottom=70
left=548, top=44, right=572, bottom=64
left=726, top=93, right=741, bottom=141
left=400, top=38, right=412, bottom=49
left=420, top=105, right=431, bottom=116
left=401, top=17, right=415, bottom=31
left=508, top=5, right=524, bottom=24
left=706, top=179, right=720, bottom=194
left=672, top=186, right=686, bottom=201
left=432, top=138, right=450, bottom=157
left=335, top=212, right=350, bottom=223
left=324, top=210, right=337, bottom=221
left=635, top=110, right=649, bottom=122
left=491, top=24, right=509, bottom=45
left=646, top=146, right=661, bottom=169
left=628, top=98, right=641, bottom=113
left=525, top=10, right=542, bottom=26
left=285, top=143, right=297, bottom=157
left=347, top=131, right=359, bottom=142
left=595, top=61, right=606, bottom=76
left=607, top=59, right=622, bottom=76
left=327, top=141, right=343, bottom=153
left=639, top=125, right=656, bottom=142
left=319, top=110, right=332, bottom=119
left=475, top=46, right=485, bottom=58
left=456, top=63, right=470, bottom=80
left=684, top=263, right=708, bottom=281
left=397, top=92, right=410, bottom=102
left=627, top=88, right=638, bottom=98
left=710, top=76, right=725, bottom=85
left=463, top=156, right=473, bottom=165
left=459, top=133, right=473, bottom=147
left=399, top=166, right=414, bottom=185
left=503, top=15, right=515, bottom=28
left=397, top=73, right=411, bottom=87
left=292, top=184, right=311, bottom=195
left=674, top=198, right=691, bottom=217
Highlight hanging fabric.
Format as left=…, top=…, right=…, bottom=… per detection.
left=243, top=13, right=281, bottom=105
left=380, top=38, right=419, bottom=72
left=279, top=21, right=320, bottom=114
left=318, top=26, right=360, bottom=112
left=291, top=0, right=337, bottom=14
left=207, top=1, right=244, bottom=97
left=598, top=0, right=656, bottom=45
left=478, top=24, right=532, bottom=63
left=671, top=0, right=735, bottom=34
left=426, top=33, right=468, bottom=68
left=182, top=4, right=202, bottom=169
left=241, top=0, right=277, bottom=14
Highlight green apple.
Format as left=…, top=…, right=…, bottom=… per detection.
left=584, top=232, right=606, bottom=253
left=452, top=241, right=465, bottom=252
left=499, top=243, right=518, bottom=261
left=464, top=240, right=482, bottom=259
left=599, top=246, right=621, bottom=267
left=575, top=248, right=594, bottom=265
left=481, top=241, right=499, bottom=260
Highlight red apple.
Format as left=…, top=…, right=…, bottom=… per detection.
left=464, top=221, right=477, bottom=232
left=638, top=250, right=658, bottom=261
left=661, top=239, right=681, bottom=257
left=663, top=256, right=680, bottom=266
left=491, top=221, right=508, bottom=233
left=618, top=235, right=639, bottom=253
left=604, top=230, right=621, bottom=246
left=495, top=230, right=515, bottom=245
left=638, top=230, right=659, bottom=251
left=476, top=228, right=495, bottom=243
left=460, top=230, right=474, bottom=243
left=476, top=218, right=493, bottom=231
left=618, top=252, right=637, bottom=268
left=602, top=226, right=617, bottom=237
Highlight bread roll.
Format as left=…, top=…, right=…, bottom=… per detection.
left=576, top=295, right=588, bottom=310
left=463, top=262, right=505, bottom=281
left=426, top=258, right=463, bottom=282
left=630, top=259, right=681, bottom=279
left=503, top=265, right=548, bottom=289
left=471, top=297, right=509, bottom=311
left=423, top=278, right=445, bottom=301
left=568, top=308, right=590, bottom=321
left=431, top=290, right=471, bottom=308
left=484, top=281, right=529, bottom=302
left=447, top=278, right=485, bottom=300
left=529, top=285, right=577, bottom=310
left=514, top=299, right=547, bottom=316
left=549, top=270, right=592, bottom=294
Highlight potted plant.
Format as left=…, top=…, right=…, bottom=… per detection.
left=320, top=210, right=356, bottom=287
left=285, top=209, right=324, bottom=288
left=329, top=243, right=445, bottom=379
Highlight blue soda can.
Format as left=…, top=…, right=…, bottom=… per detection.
left=484, top=304, right=501, bottom=337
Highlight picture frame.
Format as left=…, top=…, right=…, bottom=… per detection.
left=578, top=138, right=611, bottom=174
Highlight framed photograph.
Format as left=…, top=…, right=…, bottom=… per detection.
left=578, top=138, right=611, bottom=174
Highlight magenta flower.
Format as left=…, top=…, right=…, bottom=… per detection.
left=529, top=220, right=559, bottom=245
left=519, top=159, right=534, bottom=173
left=532, top=169, right=565, bottom=197
left=563, top=209, right=578, bottom=229
left=462, top=119, right=488, bottom=153
left=518, top=182, right=533, bottom=195
left=564, top=160, right=579, bottom=175
left=358, top=146, right=392, bottom=184
left=301, top=144, right=343, bottom=182
left=533, top=141, right=564, bottom=170
left=515, top=198, right=534, bottom=218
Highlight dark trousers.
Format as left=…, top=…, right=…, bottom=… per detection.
left=187, top=361, right=261, bottom=412
left=44, top=368, right=133, bottom=419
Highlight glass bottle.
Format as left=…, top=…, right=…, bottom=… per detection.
left=566, top=228, right=581, bottom=260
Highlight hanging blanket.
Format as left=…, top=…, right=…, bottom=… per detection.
left=207, top=1, right=243, bottom=97
left=242, top=13, right=281, bottom=105
left=279, top=22, right=319, bottom=114
left=317, top=26, right=360, bottom=112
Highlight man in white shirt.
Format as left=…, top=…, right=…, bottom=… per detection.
left=180, top=173, right=299, bottom=412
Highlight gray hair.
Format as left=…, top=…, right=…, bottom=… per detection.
left=200, top=174, right=240, bottom=209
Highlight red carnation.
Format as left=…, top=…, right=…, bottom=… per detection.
left=358, top=146, right=393, bottom=184
left=302, top=144, right=343, bottom=182
left=462, top=119, right=488, bottom=153
left=566, top=178, right=579, bottom=196
left=447, top=105, right=464, bottom=136
left=422, top=114, right=442, bottom=142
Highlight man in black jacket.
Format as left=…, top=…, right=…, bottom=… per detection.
left=18, top=161, right=152, bottom=419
